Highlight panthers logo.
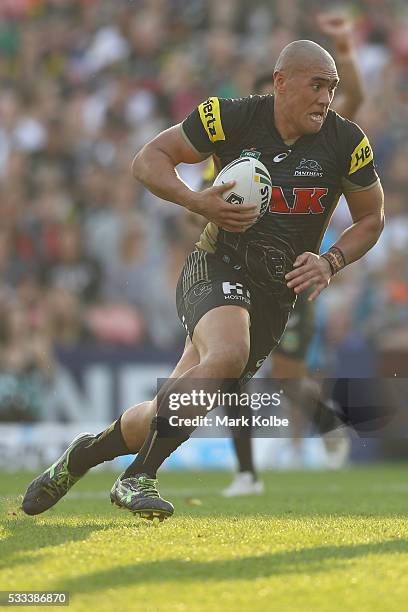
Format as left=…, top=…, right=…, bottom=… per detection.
left=294, top=159, right=323, bottom=177
left=297, top=159, right=322, bottom=171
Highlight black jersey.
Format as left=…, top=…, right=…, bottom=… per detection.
left=181, top=95, right=379, bottom=293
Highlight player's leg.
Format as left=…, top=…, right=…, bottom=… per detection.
left=272, top=350, right=309, bottom=466
left=222, top=401, right=265, bottom=497
left=222, top=406, right=260, bottom=495
left=22, top=249, right=250, bottom=519
left=222, top=323, right=269, bottom=497
left=110, top=250, right=253, bottom=519
left=21, top=337, right=200, bottom=516
left=222, top=289, right=293, bottom=496
left=275, top=353, right=350, bottom=468
left=272, top=294, right=349, bottom=467
left=110, top=304, right=251, bottom=519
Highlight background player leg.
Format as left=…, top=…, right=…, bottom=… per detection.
left=273, top=352, right=350, bottom=468
left=222, top=401, right=264, bottom=497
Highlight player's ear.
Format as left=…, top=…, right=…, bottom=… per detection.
left=273, top=70, right=285, bottom=93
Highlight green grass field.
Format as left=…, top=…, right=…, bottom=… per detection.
left=1, top=466, right=408, bottom=611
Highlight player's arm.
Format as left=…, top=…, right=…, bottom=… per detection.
left=317, top=12, right=364, bottom=120
left=286, top=121, right=383, bottom=301
left=331, top=181, right=384, bottom=264
left=132, top=124, right=206, bottom=205
left=132, top=126, right=257, bottom=233
left=285, top=181, right=384, bottom=301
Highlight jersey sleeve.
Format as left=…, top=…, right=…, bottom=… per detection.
left=340, top=120, right=379, bottom=192
left=181, top=97, right=246, bottom=155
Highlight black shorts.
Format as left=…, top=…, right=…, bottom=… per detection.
left=176, top=249, right=295, bottom=385
left=274, top=291, right=315, bottom=361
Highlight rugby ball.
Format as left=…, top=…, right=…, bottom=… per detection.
left=213, top=156, right=272, bottom=225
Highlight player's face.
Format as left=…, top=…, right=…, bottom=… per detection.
left=278, top=64, right=339, bottom=136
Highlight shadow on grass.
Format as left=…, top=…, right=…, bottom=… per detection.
left=55, top=539, right=408, bottom=593
left=0, top=514, right=137, bottom=571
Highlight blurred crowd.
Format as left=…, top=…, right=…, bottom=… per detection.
left=0, top=0, right=407, bottom=412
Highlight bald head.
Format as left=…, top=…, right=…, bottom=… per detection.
left=275, top=40, right=336, bottom=75
left=272, top=40, right=339, bottom=140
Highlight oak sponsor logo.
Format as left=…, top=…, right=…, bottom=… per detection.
left=269, top=186, right=327, bottom=214
left=198, top=97, right=225, bottom=143
left=294, top=158, right=323, bottom=177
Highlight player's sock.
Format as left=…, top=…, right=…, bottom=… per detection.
left=232, top=437, right=257, bottom=476
left=123, top=379, right=237, bottom=479
left=122, top=415, right=192, bottom=479
left=225, top=403, right=257, bottom=477
left=68, top=416, right=130, bottom=474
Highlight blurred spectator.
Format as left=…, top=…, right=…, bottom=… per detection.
left=102, top=213, right=152, bottom=306
left=0, top=0, right=405, bottom=369
left=0, top=298, right=55, bottom=421
left=46, top=287, right=86, bottom=347
left=42, top=223, right=101, bottom=302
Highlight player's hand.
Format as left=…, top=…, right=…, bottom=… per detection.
left=285, top=252, right=332, bottom=302
left=317, top=12, right=353, bottom=54
left=189, top=181, right=258, bottom=233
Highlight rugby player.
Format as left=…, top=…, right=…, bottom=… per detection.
left=22, top=40, right=384, bottom=521
left=223, top=13, right=365, bottom=496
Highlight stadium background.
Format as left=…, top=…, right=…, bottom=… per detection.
left=0, top=0, right=407, bottom=468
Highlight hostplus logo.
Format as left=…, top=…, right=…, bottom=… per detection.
left=294, top=158, right=323, bottom=177
left=222, top=281, right=250, bottom=303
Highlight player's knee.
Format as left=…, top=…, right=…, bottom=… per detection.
left=206, top=342, right=249, bottom=378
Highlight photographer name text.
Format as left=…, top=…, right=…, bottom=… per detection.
left=168, top=415, right=289, bottom=428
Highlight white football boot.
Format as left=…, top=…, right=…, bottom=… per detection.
left=322, top=430, right=351, bottom=470
left=221, top=471, right=265, bottom=497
